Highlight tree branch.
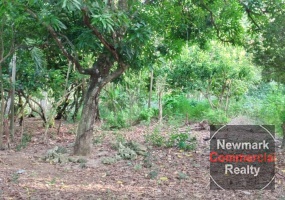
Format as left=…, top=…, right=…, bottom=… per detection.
left=99, top=62, right=128, bottom=88
left=0, top=17, right=17, bottom=64
left=81, top=7, right=119, bottom=61
left=200, top=1, right=233, bottom=43
left=238, top=1, right=260, bottom=30
left=26, top=8, right=94, bottom=75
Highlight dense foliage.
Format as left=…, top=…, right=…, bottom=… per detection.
left=0, top=0, right=285, bottom=153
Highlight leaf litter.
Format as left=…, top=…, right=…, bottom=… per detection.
left=0, top=118, right=284, bottom=199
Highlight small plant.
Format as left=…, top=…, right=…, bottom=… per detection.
left=139, top=108, right=155, bottom=123
left=77, top=158, right=87, bottom=163
left=16, top=133, right=32, bottom=151
left=134, top=164, right=142, bottom=171
left=166, top=133, right=197, bottom=151
left=203, top=109, right=229, bottom=124
left=93, top=133, right=106, bottom=145
left=144, top=128, right=166, bottom=147
left=143, top=151, right=153, bottom=168
left=11, top=173, right=19, bottom=183
left=177, top=172, right=189, bottom=180
left=102, top=157, right=117, bottom=165
left=56, top=146, right=67, bottom=154
left=148, top=170, right=159, bottom=179
left=46, top=178, right=56, bottom=185
left=103, top=111, right=130, bottom=129
left=114, top=132, right=126, bottom=145
left=164, top=95, right=210, bottom=122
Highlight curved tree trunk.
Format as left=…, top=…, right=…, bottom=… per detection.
left=73, top=52, right=126, bottom=156
left=74, top=78, right=101, bottom=155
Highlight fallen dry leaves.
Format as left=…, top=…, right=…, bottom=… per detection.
left=0, top=118, right=284, bottom=199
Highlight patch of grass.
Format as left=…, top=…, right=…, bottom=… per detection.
left=148, top=170, right=159, bottom=179
left=138, top=108, right=156, bottom=124
left=166, top=133, right=197, bottom=151
left=79, top=163, right=87, bottom=168
left=134, top=164, right=142, bottom=171
left=16, top=133, right=32, bottom=151
left=102, top=157, right=118, bottom=165
left=11, top=173, right=19, bottom=183
left=102, top=111, right=130, bottom=130
left=56, top=146, right=67, bottom=154
left=77, top=158, right=87, bottom=163
left=144, top=127, right=166, bottom=147
left=93, top=133, right=106, bottom=145
left=164, top=95, right=210, bottom=122
left=145, top=128, right=197, bottom=151
left=46, top=178, right=56, bottom=185
left=203, top=109, right=229, bottom=124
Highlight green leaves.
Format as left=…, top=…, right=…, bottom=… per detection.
left=168, top=41, right=260, bottom=110
left=250, top=1, right=285, bottom=82
left=38, top=8, right=67, bottom=31
left=90, top=7, right=130, bottom=35
left=62, top=0, right=81, bottom=11
left=30, top=47, right=47, bottom=70
left=91, top=13, right=115, bottom=33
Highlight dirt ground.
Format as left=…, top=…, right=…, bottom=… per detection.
left=0, top=118, right=284, bottom=200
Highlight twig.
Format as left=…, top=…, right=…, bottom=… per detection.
left=200, top=0, right=233, bottom=43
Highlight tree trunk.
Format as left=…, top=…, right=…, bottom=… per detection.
left=0, top=64, right=4, bottom=149
left=281, top=122, right=285, bottom=149
left=74, top=78, right=101, bottom=155
left=148, top=69, right=153, bottom=109
left=73, top=52, right=119, bottom=155
left=9, top=53, right=16, bottom=141
left=158, top=90, right=163, bottom=124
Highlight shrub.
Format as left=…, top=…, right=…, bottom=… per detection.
left=103, top=111, right=129, bottom=129
left=203, top=109, right=229, bottom=124
left=164, top=94, right=210, bottom=121
left=166, top=133, right=197, bottom=151
left=16, top=133, right=32, bottom=151
left=144, top=127, right=166, bottom=147
left=139, top=108, right=156, bottom=122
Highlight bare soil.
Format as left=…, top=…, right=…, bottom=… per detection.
left=0, top=118, right=284, bottom=200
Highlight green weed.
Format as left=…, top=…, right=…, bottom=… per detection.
left=144, top=128, right=166, bottom=147
left=167, top=133, right=197, bottom=151
left=16, top=133, right=32, bottom=151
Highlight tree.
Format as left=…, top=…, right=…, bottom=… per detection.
left=168, top=42, right=260, bottom=112
left=248, top=1, right=285, bottom=148
left=0, top=1, right=31, bottom=148
left=12, top=0, right=268, bottom=155
left=21, top=0, right=153, bottom=155
left=250, top=2, right=285, bottom=81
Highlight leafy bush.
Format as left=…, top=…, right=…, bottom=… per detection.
left=203, top=109, right=229, bottom=124
left=139, top=108, right=156, bottom=122
left=144, top=127, right=166, bottom=147
left=234, top=82, right=285, bottom=135
left=166, top=133, right=196, bottom=151
left=111, top=132, right=127, bottom=150
left=103, top=111, right=129, bottom=129
left=145, top=128, right=196, bottom=151
left=168, top=42, right=260, bottom=111
left=164, top=95, right=210, bottom=121
left=258, top=91, right=285, bottom=135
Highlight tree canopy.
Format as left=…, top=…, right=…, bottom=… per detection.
left=0, top=0, right=281, bottom=155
